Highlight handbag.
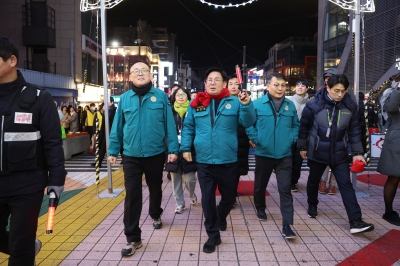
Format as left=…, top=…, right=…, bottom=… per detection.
left=165, top=161, right=179, bottom=173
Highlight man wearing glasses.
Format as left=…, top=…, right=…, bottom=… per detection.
left=108, top=60, right=179, bottom=257
left=180, top=67, right=255, bottom=253
left=246, top=72, right=299, bottom=239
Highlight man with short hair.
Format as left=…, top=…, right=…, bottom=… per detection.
left=181, top=67, right=255, bottom=253
left=108, top=60, right=179, bottom=257
left=286, top=79, right=310, bottom=192
left=246, top=72, right=299, bottom=239
left=0, top=37, right=66, bottom=265
left=227, top=74, right=250, bottom=207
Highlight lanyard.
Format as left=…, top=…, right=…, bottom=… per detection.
left=326, top=108, right=341, bottom=137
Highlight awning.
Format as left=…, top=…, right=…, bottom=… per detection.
left=44, top=87, right=78, bottom=97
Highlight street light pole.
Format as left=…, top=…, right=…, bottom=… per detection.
left=353, top=0, right=360, bottom=101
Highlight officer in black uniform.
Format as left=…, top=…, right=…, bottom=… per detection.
left=0, top=37, right=66, bottom=265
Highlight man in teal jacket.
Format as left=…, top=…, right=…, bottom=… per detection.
left=108, top=60, right=179, bottom=257
left=181, top=67, right=255, bottom=253
left=246, top=72, right=299, bottom=239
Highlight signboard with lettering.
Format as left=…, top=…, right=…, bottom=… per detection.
left=82, top=35, right=102, bottom=59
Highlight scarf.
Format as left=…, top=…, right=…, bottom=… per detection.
left=268, top=93, right=284, bottom=112
left=130, top=82, right=152, bottom=96
left=174, top=100, right=190, bottom=118
left=190, top=88, right=230, bottom=108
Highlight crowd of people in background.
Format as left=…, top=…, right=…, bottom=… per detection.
left=102, top=60, right=400, bottom=258
left=1, top=36, right=399, bottom=264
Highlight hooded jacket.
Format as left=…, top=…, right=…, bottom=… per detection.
left=297, top=88, right=363, bottom=165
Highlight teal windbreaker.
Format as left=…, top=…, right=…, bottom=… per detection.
left=246, top=95, right=299, bottom=159
left=180, top=96, right=256, bottom=164
left=108, top=87, right=179, bottom=157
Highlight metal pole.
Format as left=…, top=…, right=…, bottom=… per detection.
left=352, top=1, right=360, bottom=192
left=242, top=46, right=247, bottom=91
left=351, top=0, right=368, bottom=197
left=354, top=0, right=360, bottom=101
left=100, top=0, right=113, bottom=193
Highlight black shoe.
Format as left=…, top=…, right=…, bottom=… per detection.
left=219, top=219, right=227, bottom=231
left=256, top=210, right=267, bottom=221
left=203, top=238, right=221, bottom=253
left=290, top=183, right=298, bottom=192
left=152, top=218, right=163, bottom=229
left=121, top=241, right=142, bottom=256
left=350, top=220, right=374, bottom=234
left=382, top=211, right=400, bottom=226
left=308, top=205, right=318, bottom=218
left=282, top=225, right=296, bottom=239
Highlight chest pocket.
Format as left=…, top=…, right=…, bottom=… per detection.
left=123, top=106, right=138, bottom=124
left=193, top=109, right=209, bottom=126
left=148, top=103, right=163, bottom=121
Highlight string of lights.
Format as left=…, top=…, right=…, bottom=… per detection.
left=199, top=0, right=257, bottom=8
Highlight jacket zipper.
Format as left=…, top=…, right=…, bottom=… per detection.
left=210, top=101, right=214, bottom=127
left=1, top=115, right=4, bottom=171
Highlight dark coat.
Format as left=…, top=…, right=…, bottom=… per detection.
left=377, top=89, right=400, bottom=176
left=358, top=100, right=378, bottom=128
left=0, top=72, right=66, bottom=196
left=170, top=107, right=197, bottom=173
left=297, top=88, right=364, bottom=165
left=237, top=124, right=250, bottom=176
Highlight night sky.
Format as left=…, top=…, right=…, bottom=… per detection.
left=107, top=0, right=318, bottom=75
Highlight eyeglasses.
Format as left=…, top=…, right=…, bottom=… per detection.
left=176, top=93, right=187, bottom=97
left=206, top=79, right=222, bottom=84
left=130, top=69, right=150, bottom=75
left=271, top=83, right=287, bottom=89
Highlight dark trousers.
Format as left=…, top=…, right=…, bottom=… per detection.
left=254, top=155, right=294, bottom=225
left=97, top=137, right=106, bottom=166
left=307, top=159, right=362, bottom=222
left=197, top=163, right=237, bottom=240
left=0, top=190, right=43, bottom=266
left=123, top=152, right=165, bottom=243
left=291, top=145, right=303, bottom=185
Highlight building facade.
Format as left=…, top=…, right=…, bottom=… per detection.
left=0, top=0, right=106, bottom=107
left=274, top=37, right=317, bottom=94
left=317, top=0, right=400, bottom=92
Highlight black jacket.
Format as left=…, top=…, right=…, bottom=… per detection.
left=0, top=72, right=66, bottom=196
left=358, top=99, right=378, bottom=128
left=169, top=108, right=197, bottom=173
left=297, top=88, right=363, bottom=165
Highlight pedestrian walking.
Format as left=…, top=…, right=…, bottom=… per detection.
left=377, top=80, right=400, bottom=226
left=286, top=79, right=310, bottom=192
left=167, top=86, right=197, bottom=214
left=180, top=67, right=255, bottom=253
left=298, top=74, right=374, bottom=234
left=108, top=60, right=179, bottom=257
left=227, top=74, right=250, bottom=206
left=0, top=37, right=66, bottom=265
left=246, top=72, right=299, bottom=239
